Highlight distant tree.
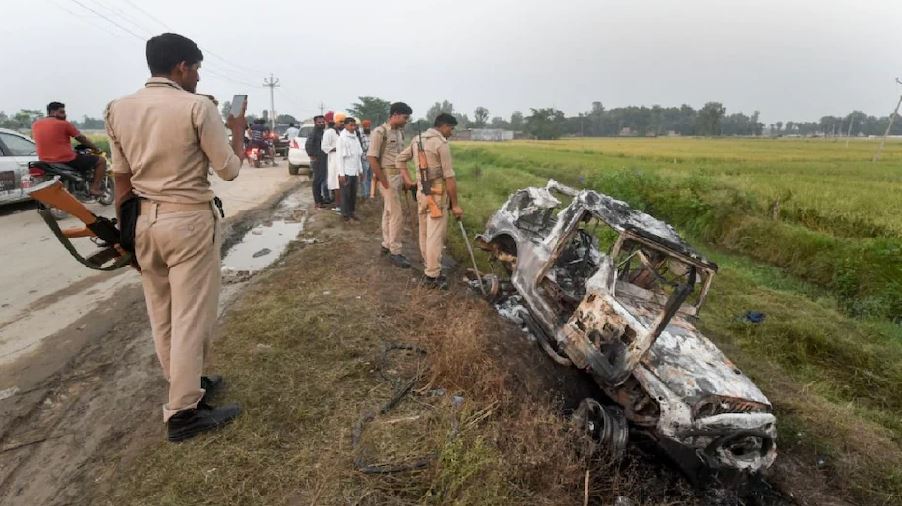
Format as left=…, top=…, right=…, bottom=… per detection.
left=426, top=100, right=455, bottom=125
left=510, top=111, right=524, bottom=130
left=751, top=111, right=763, bottom=135
left=490, top=116, right=509, bottom=129
left=348, top=96, right=391, bottom=126
left=276, top=114, right=297, bottom=124
left=525, top=108, right=566, bottom=139
left=76, top=115, right=104, bottom=129
left=220, top=100, right=232, bottom=120
left=696, top=102, right=726, bottom=136
left=453, top=113, right=470, bottom=129
left=774, top=121, right=783, bottom=135
left=473, top=106, right=489, bottom=127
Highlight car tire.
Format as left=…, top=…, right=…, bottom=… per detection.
left=288, top=164, right=300, bottom=175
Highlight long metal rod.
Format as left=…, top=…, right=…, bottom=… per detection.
left=457, top=220, right=486, bottom=296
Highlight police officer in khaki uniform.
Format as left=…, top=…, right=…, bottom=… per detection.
left=367, top=102, right=413, bottom=268
left=105, top=33, right=245, bottom=442
left=396, top=113, right=463, bottom=288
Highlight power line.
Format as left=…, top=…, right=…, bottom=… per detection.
left=115, top=0, right=266, bottom=79
left=59, top=0, right=263, bottom=91
left=65, top=0, right=146, bottom=41
left=121, top=0, right=169, bottom=31
left=47, top=0, right=122, bottom=39
left=87, top=0, right=155, bottom=36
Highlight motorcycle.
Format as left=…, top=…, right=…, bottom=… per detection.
left=27, top=145, right=114, bottom=220
left=245, top=140, right=276, bottom=168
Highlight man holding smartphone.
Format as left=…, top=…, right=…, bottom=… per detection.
left=105, top=33, right=247, bottom=442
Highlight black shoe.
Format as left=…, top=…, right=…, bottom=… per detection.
left=380, top=247, right=390, bottom=256
left=201, top=375, right=223, bottom=399
left=422, top=274, right=448, bottom=290
left=167, top=401, right=241, bottom=442
left=389, top=254, right=411, bottom=269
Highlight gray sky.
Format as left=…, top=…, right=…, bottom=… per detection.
left=3, top=0, right=901, bottom=124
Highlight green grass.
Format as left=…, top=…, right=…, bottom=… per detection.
left=446, top=138, right=902, bottom=504
left=452, top=139, right=902, bottom=321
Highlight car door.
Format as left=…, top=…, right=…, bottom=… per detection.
left=0, top=132, right=37, bottom=204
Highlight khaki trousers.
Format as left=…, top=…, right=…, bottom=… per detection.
left=135, top=203, right=221, bottom=422
left=379, top=173, right=404, bottom=255
left=417, top=191, right=448, bottom=278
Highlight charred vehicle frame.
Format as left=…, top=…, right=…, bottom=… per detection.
left=476, top=179, right=776, bottom=483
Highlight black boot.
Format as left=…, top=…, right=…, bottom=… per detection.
left=422, top=274, right=448, bottom=290
left=201, top=375, right=223, bottom=401
left=389, top=254, right=411, bottom=269
left=167, top=401, right=241, bottom=442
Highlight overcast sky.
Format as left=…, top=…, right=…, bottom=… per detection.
left=3, top=0, right=901, bottom=124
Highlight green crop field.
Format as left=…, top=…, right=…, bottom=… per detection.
left=447, top=137, right=902, bottom=504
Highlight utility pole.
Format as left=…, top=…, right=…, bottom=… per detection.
left=873, top=77, right=902, bottom=162
left=846, top=115, right=854, bottom=148
left=319, top=102, right=325, bottom=115
left=263, top=73, right=280, bottom=131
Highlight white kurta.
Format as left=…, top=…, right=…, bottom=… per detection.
left=321, top=127, right=341, bottom=190
left=337, top=129, right=363, bottom=176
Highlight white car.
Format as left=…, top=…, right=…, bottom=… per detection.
left=287, top=123, right=315, bottom=175
left=0, top=128, right=38, bottom=206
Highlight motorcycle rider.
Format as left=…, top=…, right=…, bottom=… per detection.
left=31, top=101, right=107, bottom=197
left=248, top=118, right=274, bottom=160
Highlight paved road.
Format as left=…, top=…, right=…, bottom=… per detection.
left=0, top=162, right=298, bottom=369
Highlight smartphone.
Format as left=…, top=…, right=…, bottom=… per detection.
left=229, top=94, right=247, bottom=118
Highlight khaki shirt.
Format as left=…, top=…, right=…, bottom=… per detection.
left=104, top=77, right=241, bottom=205
left=396, top=128, right=454, bottom=184
left=366, top=122, right=404, bottom=170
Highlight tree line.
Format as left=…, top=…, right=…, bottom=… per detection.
left=3, top=98, right=902, bottom=140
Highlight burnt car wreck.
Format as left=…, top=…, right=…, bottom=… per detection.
left=476, top=180, right=776, bottom=482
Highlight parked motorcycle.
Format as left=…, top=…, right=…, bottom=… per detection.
left=27, top=145, right=114, bottom=220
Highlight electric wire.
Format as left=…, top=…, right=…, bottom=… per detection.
left=60, top=0, right=262, bottom=90
left=117, top=0, right=267, bottom=79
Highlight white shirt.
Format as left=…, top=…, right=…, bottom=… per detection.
left=321, top=127, right=339, bottom=155
left=337, top=129, right=363, bottom=176
left=285, top=126, right=300, bottom=139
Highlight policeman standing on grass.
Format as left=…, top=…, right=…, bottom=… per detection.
left=105, top=33, right=245, bottom=442
left=396, top=113, right=463, bottom=289
left=367, top=102, right=413, bottom=268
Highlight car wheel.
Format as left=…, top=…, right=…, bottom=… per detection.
left=288, top=164, right=300, bottom=175
left=571, top=398, right=628, bottom=459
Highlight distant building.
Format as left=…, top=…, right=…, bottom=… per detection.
left=468, top=128, right=514, bottom=142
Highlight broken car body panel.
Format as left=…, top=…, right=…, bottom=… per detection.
left=477, top=179, right=776, bottom=478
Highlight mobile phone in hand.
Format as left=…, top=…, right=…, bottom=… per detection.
left=230, top=95, right=247, bottom=118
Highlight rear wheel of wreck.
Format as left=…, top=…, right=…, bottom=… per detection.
left=571, top=398, right=628, bottom=459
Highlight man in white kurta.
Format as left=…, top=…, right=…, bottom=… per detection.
left=337, top=117, right=363, bottom=221
left=320, top=112, right=344, bottom=207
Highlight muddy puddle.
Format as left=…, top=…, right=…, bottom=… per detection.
left=221, top=187, right=312, bottom=279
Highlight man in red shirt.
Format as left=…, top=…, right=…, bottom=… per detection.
left=32, top=101, right=107, bottom=196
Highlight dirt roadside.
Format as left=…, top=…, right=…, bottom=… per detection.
left=0, top=177, right=304, bottom=505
